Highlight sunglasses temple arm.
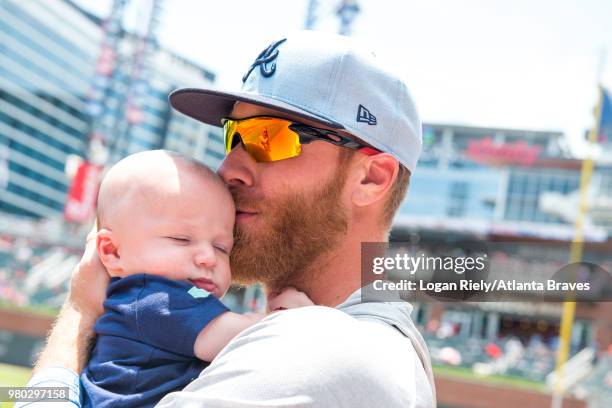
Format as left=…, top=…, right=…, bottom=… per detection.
left=358, top=147, right=380, bottom=156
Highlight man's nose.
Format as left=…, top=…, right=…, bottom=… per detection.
left=194, top=244, right=216, bottom=268
left=218, top=145, right=255, bottom=187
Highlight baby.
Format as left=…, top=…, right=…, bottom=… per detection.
left=81, top=150, right=312, bottom=407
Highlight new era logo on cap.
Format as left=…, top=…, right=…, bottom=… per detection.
left=356, top=104, right=377, bottom=125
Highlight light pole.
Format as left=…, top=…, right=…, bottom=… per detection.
left=304, top=0, right=319, bottom=30
left=336, top=0, right=360, bottom=36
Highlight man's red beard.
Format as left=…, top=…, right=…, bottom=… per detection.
left=229, top=170, right=349, bottom=291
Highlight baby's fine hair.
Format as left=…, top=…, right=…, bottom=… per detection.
left=96, top=150, right=224, bottom=228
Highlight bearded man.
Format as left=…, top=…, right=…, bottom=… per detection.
left=21, top=31, right=435, bottom=407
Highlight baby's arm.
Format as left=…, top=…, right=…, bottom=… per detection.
left=194, top=312, right=263, bottom=362
left=194, top=287, right=314, bottom=361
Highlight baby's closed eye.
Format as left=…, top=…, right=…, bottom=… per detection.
left=165, top=236, right=191, bottom=245
left=213, top=244, right=229, bottom=254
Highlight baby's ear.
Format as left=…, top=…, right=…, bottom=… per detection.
left=97, top=229, right=122, bottom=275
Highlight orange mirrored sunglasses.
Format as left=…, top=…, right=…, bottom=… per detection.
left=222, top=116, right=380, bottom=162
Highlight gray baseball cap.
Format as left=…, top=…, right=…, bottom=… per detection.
left=169, top=30, right=422, bottom=172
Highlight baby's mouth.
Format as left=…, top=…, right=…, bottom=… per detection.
left=189, top=278, right=216, bottom=293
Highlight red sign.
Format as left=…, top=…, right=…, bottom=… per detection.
left=466, top=137, right=541, bottom=166
left=64, top=162, right=103, bottom=223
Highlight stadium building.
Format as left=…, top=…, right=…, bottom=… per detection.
left=392, top=123, right=612, bottom=408
left=1, top=1, right=611, bottom=406
left=398, top=123, right=611, bottom=238
left=0, top=0, right=224, bottom=220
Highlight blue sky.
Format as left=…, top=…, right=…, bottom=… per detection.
left=76, top=0, right=612, bottom=155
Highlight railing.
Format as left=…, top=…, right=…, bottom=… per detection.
left=546, top=347, right=595, bottom=390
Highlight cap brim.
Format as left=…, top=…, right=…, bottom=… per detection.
left=169, top=88, right=345, bottom=129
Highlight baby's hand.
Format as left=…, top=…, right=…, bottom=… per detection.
left=267, top=287, right=314, bottom=312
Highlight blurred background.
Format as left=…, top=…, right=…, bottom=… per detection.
left=0, top=1, right=611, bottom=407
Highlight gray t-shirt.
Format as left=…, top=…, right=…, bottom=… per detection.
left=155, top=287, right=435, bottom=408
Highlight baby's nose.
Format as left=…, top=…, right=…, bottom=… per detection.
left=194, top=244, right=216, bottom=268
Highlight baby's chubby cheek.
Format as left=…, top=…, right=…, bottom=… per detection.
left=216, top=265, right=232, bottom=296
left=120, top=247, right=183, bottom=278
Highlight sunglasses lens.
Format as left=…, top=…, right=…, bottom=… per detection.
left=223, top=120, right=239, bottom=153
left=224, top=118, right=302, bottom=162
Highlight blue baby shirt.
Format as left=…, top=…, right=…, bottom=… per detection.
left=81, top=274, right=229, bottom=408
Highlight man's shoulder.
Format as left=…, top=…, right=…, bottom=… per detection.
left=261, top=305, right=352, bottom=327
left=225, top=305, right=415, bottom=365
left=256, top=305, right=409, bottom=338
left=177, top=306, right=432, bottom=408
left=249, top=305, right=382, bottom=338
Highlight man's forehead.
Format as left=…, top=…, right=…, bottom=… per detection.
left=229, top=101, right=353, bottom=135
left=231, top=101, right=307, bottom=122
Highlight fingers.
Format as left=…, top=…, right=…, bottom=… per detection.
left=67, top=223, right=109, bottom=317
left=86, top=220, right=98, bottom=243
left=266, top=287, right=314, bottom=311
left=266, top=289, right=281, bottom=304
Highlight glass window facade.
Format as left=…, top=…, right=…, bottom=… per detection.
left=504, top=169, right=579, bottom=223
left=396, top=124, right=608, bottom=232
left=446, top=181, right=469, bottom=217
left=419, top=126, right=443, bottom=167
left=0, top=0, right=93, bottom=218
left=399, top=167, right=500, bottom=220
left=0, top=0, right=219, bottom=220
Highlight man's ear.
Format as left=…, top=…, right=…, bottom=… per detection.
left=97, top=229, right=122, bottom=275
left=351, top=154, right=398, bottom=208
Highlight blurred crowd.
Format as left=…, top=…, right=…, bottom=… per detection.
left=0, top=233, right=79, bottom=309
left=1, top=232, right=611, bottom=399
left=420, top=319, right=612, bottom=398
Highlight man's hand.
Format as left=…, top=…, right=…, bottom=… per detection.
left=67, top=224, right=109, bottom=316
left=267, top=287, right=314, bottom=311
left=32, top=222, right=109, bottom=374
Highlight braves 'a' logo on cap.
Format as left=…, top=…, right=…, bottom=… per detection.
left=356, top=104, right=377, bottom=125
left=242, top=38, right=287, bottom=83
